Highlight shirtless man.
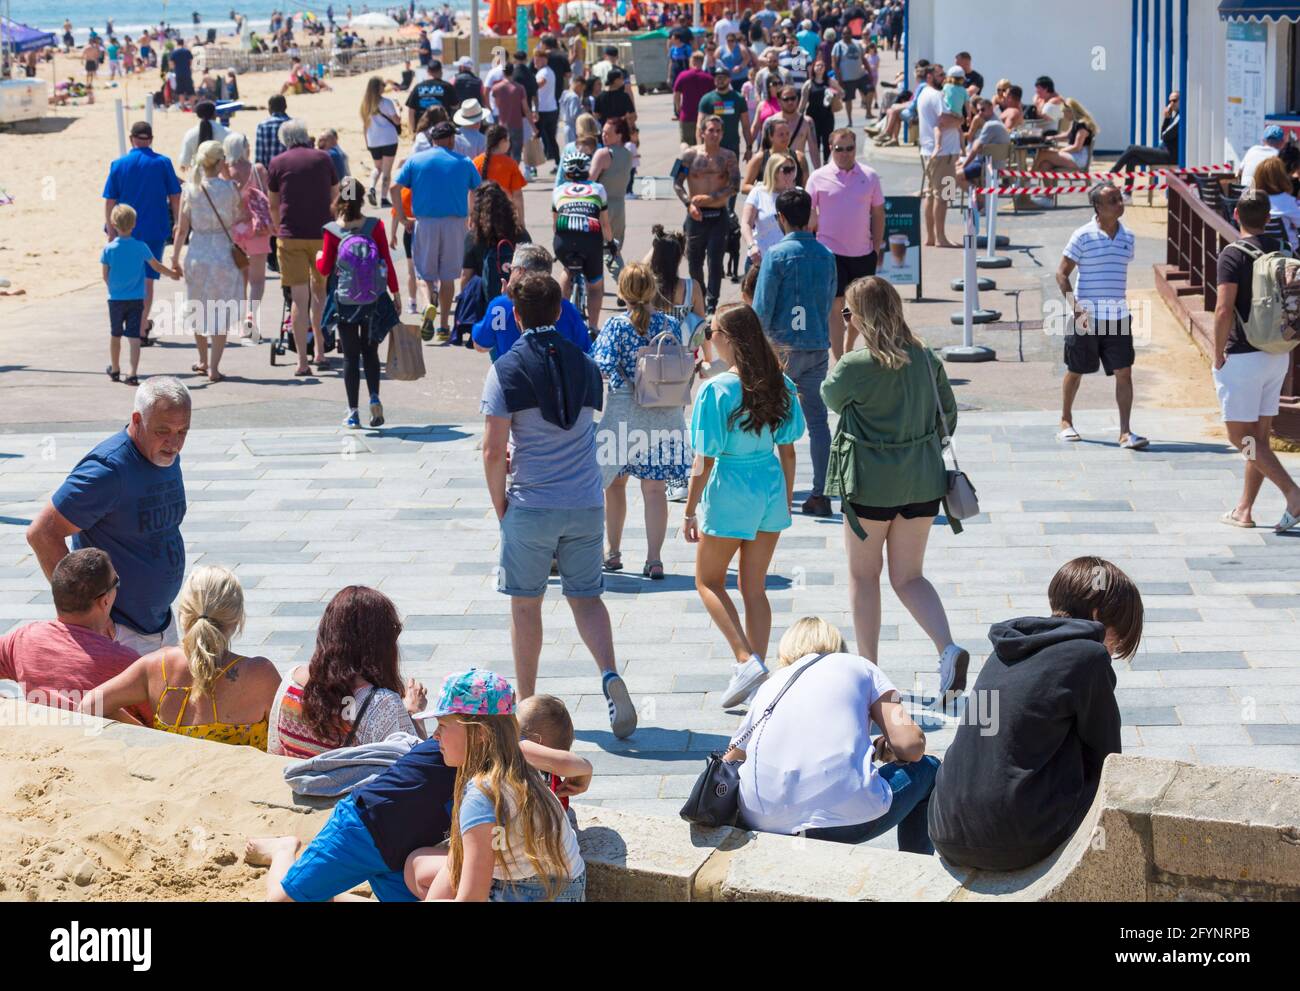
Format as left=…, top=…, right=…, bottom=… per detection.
left=779, top=85, right=821, bottom=170
left=83, top=40, right=101, bottom=85
left=675, top=115, right=741, bottom=313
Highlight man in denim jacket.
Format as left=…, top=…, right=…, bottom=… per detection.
left=752, top=188, right=838, bottom=516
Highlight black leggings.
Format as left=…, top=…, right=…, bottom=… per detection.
left=808, top=109, right=835, bottom=162
left=339, top=320, right=381, bottom=410
left=1111, top=145, right=1174, bottom=173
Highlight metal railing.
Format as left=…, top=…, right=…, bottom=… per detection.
left=197, top=43, right=418, bottom=76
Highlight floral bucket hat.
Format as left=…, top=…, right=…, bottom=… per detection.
left=431, top=668, right=517, bottom=717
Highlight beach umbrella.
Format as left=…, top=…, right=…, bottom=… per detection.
left=350, top=12, right=400, bottom=29
left=486, top=0, right=515, bottom=36
left=557, top=0, right=602, bottom=18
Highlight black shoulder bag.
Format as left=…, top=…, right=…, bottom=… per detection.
left=679, top=653, right=829, bottom=828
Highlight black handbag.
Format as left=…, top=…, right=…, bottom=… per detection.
left=679, top=653, right=830, bottom=828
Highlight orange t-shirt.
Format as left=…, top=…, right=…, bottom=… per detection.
left=472, top=153, right=527, bottom=196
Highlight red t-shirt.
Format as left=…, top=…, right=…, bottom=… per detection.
left=491, top=80, right=528, bottom=130
left=0, top=620, right=149, bottom=722
left=673, top=68, right=716, bottom=123
left=316, top=218, right=401, bottom=294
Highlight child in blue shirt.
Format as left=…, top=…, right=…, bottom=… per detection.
left=101, top=204, right=178, bottom=385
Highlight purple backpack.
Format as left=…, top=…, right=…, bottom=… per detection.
left=330, top=218, right=386, bottom=306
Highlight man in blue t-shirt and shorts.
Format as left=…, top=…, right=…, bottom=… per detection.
left=392, top=121, right=482, bottom=344
left=26, top=378, right=190, bottom=656
left=103, top=121, right=183, bottom=348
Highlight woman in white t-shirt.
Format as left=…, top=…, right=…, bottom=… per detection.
left=742, top=151, right=798, bottom=268
left=360, top=76, right=402, bottom=207
left=723, top=617, right=940, bottom=852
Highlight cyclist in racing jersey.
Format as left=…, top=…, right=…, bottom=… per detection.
left=552, top=152, right=613, bottom=328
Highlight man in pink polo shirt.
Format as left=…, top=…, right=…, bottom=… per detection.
left=806, top=127, right=886, bottom=357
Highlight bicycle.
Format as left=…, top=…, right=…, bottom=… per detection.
left=559, top=252, right=590, bottom=335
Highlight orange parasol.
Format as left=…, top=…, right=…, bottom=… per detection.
left=487, top=0, right=516, bottom=36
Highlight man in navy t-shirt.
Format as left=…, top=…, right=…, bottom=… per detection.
left=26, top=378, right=190, bottom=657
left=103, top=121, right=183, bottom=347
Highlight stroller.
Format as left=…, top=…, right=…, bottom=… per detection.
left=269, top=284, right=337, bottom=365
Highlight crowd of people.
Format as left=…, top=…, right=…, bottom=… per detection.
left=19, top=1, right=1278, bottom=904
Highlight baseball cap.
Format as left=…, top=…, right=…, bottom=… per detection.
left=713, top=65, right=730, bottom=77
left=456, top=55, right=473, bottom=70
left=604, top=44, right=618, bottom=56
left=129, top=120, right=153, bottom=139
left=429, top=669, right=516, bottom=718
left=947, top=65, right=966, bottom=79
left=1265, top=124, right=1286, bottom=141
left=430, top=121, right=458, bottom=140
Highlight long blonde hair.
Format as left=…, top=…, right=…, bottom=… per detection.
left=447, top=714, right=570, bottom=900
left=1066, top=97, right=1098, bottom=141
left=177, top=565, right=245, bottom=699
left=617, top=262, right=657, bottom=336
left=763, top=151, right=792, bottom=192
left=360, top=76, right=386, bottom=129
left=844, top=276, right=919, bottom=370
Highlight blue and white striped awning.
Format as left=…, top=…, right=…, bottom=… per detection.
left=1219, top=0, right=1300, bottom=21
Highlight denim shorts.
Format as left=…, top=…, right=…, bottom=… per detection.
left=497, top=504, right=605, bottom=598
left=489, top=871, right=586, bottom=902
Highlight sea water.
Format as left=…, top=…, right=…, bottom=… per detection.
left=7, top=1, right=471, bottom=41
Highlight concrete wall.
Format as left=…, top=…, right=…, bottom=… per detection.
left=4, top=701, right=1297, bottom=901
left=907, top=0, right=1133, bottom=152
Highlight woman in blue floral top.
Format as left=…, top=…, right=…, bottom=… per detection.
left=591, top=263, right=692, bottom=580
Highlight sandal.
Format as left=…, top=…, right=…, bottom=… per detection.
left=208, top=371, right=224, bottom=383
left=106, top=365, right=120, bottom=382
left=602, top=551, right=623, bottom=572
left=124, top=375, right=139, bottom=386
left=1274, top=508, right=1300, bottom=534
left=191, top=363, right=208, bottom=374
left=643, top=560, right=665, bottom=580
left=1219, top=509, right=1254, bottom=529
left=293, top=367, right=314, bottom=377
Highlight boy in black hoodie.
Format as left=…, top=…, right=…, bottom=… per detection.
left=928, top=557, right=1143, bottom=871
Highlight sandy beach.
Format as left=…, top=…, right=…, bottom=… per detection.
left=0, top=32, right=436, bottom=301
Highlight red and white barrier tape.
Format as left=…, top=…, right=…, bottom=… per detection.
left=996, top=164, right=1233, bottom=180
left=973, top=182, right=1168, bottom=195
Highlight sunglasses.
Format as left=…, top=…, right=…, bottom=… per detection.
left=779, top=164, right=797, bottom=174
left=96, top=575, right=121, bottom=599
left=832, top=144, right=856, bottom=153
left=704, top=323, right=725, bottom=341
left=780, top=96, right=798, bottom=102
left=841, top=305, right=853, bottom=323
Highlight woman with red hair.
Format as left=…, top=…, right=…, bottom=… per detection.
left=267, top=586, right=427, bottom=757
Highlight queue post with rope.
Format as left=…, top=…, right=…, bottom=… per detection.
left=945, top=202, right=998, bottom=363
left=954, top=157, right=1009, bottom=293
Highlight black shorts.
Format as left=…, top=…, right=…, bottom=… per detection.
left=848, top=498, right=941, bottom=522
left=1064, top=315, right=1136, bottom=376
left=368, top=143, right=398, bottom=162
left=841, top=77, right=872, bottom=99
left=834, top=251, right=878, bottom=298
left=108, top=299, right=144, bottom=339
left=174, top=77, right=195, bottom=97
left=85, top=59, right=99, bottom=72
left=402, top=228, right=413, bottom=257
left=553, top=231, right=604, bottom=283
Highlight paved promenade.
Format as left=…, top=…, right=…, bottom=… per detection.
left=4, top=405, right=1300, bottom=840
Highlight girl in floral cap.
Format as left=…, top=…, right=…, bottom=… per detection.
left=404, top=668, right=587, bottom=902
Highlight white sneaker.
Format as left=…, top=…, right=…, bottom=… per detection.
left=407, top=299, right=418, bottom=314
left=666, top=480, right=688, bottom=502
left=936, top=644, right=969, bottom=705
left=721, top=656, right=769, bottom=709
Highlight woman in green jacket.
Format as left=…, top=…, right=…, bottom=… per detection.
left=822, top=276, right=969, bottom=705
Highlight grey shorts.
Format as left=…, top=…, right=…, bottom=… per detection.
left=411, top=215, right=466, bottom=283
left=497, top=505, right=605, bottom=598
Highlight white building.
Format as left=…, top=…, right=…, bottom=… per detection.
left=905, top=0, right=1300, bottom=166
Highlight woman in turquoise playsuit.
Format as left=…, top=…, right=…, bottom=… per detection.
left=684, top=303, right=806, bottom=711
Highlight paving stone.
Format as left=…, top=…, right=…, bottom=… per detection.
left=1120, top=706, right=1180, bottom=726
left=1128, top=651, right=1248, bottom=670
left=1245, top=724, right=1300, bottom=745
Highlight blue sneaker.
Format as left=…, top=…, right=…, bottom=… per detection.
left=343, top=409, right=361, bottom=428
left=602, top=672, right=636, bottom=739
